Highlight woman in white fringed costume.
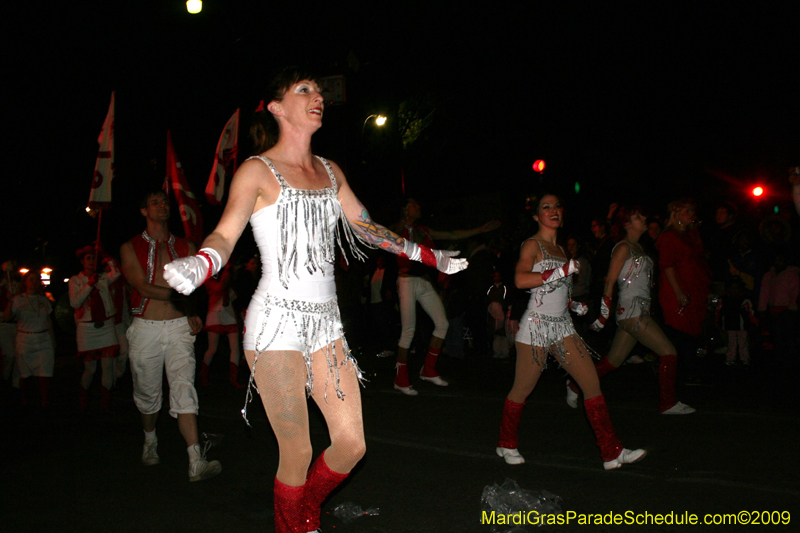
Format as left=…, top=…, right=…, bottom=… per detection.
left=496, top=194, right=646, bottom=470
left=162, top=67, right=466, bottom=533
left=566, top=206, right=696, bottom=415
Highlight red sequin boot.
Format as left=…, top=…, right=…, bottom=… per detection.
left=274, top=478, right=305, bottom=533
left=595, top=356, right=618, bottom=379
left=583, top=395, right=622, bottom=462
left=304, top=452, right=349, bottom=532
left=199, top=362, right=211, bottom=387
left=229, top=362, right=245, bottom=389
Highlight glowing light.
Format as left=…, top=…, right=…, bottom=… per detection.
left=186, top=0, right=202, bottom=14
left=19, top=268, right=29, bottom=275
left=42, top=267, right=53, bottom=274
left=532, top=160, right=545, bottom=173
left=63, top=278, right=70, bottom=283
left=574, top=181, right=581, bottom=194
left=375, top=115, right=387, bottom=126
left=774, top=206, right=780, bottom=214
left=85, top=207, right=92, bottom=213
left=752, top=186, right=764, bottom=197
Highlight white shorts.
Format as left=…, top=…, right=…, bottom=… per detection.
left=127, top=317, right=198, bottom=417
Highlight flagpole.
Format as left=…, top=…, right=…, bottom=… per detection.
left=93, top=208, right=103, bottom=271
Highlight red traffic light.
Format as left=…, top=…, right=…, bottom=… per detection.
left=752, top=186, right=764, bottom=197
left=532, top=160, right=546, bottom=173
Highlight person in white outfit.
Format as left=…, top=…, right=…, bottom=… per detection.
left=69, top=246, right=121, bottom=412
left=161, top=66, right=468, bottom=533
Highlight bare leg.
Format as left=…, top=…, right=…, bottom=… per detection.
left=178, top=413, right=199, bottom=447
left=227, top=332, right=240, bottom=366
left=203, top=332, right=220, bottom=366
left=309, top=339, right=366, bottom=473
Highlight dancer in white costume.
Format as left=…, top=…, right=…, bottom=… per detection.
left=495, top=194, right=646, bottom=471
left=163, top=67, right=467, bottom=533
left=567, top=206, right=696, bottom=415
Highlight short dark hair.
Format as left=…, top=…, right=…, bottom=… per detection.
left=250, top=66, right=321, bottom=154
left=140, top=190, right=168, bottom=210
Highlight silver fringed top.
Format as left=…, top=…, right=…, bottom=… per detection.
left=527, top=238, right=572, bottom=315
left=614, top=240, right=653, bottom=301
left=246, top=155, right=369, bottom=292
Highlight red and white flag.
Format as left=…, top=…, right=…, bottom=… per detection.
left=165, top=131, right=204, bottom=245
left=205, top=109, right=239, bottom=205
left=89, top=91, right=115, bottom=209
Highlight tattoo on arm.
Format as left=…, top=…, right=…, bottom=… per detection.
left=350, top=204, right=405, bottom=254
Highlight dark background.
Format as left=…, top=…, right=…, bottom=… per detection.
left=5, top=1, right=799, bottom=278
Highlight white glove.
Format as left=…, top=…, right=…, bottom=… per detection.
left=569, top=299, right=588, bottom=316
left=402, top=240, right=468, bottom=275
left=540, top=259, right=579, bottom=285
left=163, top=248, right=222, bottom=295
left=589, top=295, right=613, bottom=331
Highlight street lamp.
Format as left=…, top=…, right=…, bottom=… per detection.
left=186, top=0, right=202, bottom=14
left=362, top=114, right=387, bottom=133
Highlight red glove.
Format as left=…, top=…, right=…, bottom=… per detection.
left=540, top=260, right=579, bottom=285
left=590, top=295, right=613, bottom=331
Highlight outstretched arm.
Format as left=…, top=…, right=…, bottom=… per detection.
left=427, top=220, right=501, bottom=241
left=333, top=161, right=467, bottom=274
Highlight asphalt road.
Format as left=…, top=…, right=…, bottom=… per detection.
left=2, top=331, right=798, bottom=533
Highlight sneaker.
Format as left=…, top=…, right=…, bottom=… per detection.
left=393, top=383, right=419, bottom=396
left=496, top=447, right=525, bottom=465
left=603, top=448, right=646, bottom=470
left=565, top=380, right=578, bottom=409
left=188, top=457, right=222, bottom=482
left=377, top=350, right=395, bottom=358
left=419, top=373, right=449, bottom=386
left=661, top=401, right=696, bottom=415
left=627, top=355, right=645, bottom=364
left=142, top=441, right=160, bottom=466
left=725, top=360, right=736, bottom=366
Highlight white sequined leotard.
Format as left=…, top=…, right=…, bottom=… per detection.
left=515, top=239, right=593, bottom=365
left=241, top=155, right=368, bottom=422
left=614, top=241, right=653, bottom=324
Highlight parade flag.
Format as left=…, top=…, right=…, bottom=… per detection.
left=205, top=108, right=239, bottom=205
left=165, top=131, right=204, bottom=244
left=89, top=91, right=115, bottom=209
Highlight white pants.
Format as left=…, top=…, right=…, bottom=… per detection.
left=127, top=317, right=198, bottom=418
left=397, top=276, right=449, bottom=349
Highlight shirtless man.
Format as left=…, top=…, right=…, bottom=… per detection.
left=120, top=190, right=221, bottom=482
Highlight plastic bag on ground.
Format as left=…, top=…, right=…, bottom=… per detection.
left=333, top=502, right=380, bottom=523
left=481, top=478, right=562, bottom=532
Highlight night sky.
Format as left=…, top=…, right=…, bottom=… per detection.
left=6, top=1, right=799, bottom=276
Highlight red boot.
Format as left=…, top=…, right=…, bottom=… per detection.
left=658, top=354, right=677, bottom=412
left=583, top=395, right=623, bottom=462
left=420, top=347, right=448, bottom=386
left=229, top=362, right=245, bottom=389
left=595, top=356, right=618, bottom=379
left=199, top=362, right=211, bottom=387
left=273, top=478, right=305, bottom=533
left=497, top=398, right=526, bottom=464
left=304, top=452, right=349, bottom=532
left=393, top=361, right=417, bottom=396
left=420, top=347, right=441, bottom=378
